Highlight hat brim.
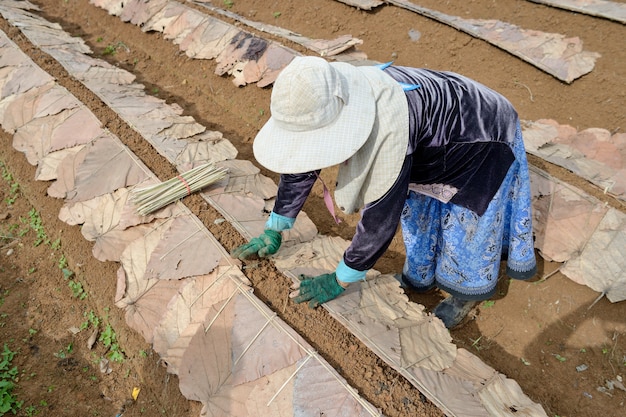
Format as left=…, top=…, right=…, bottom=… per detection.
left=253, top=62, right=376, bottom=174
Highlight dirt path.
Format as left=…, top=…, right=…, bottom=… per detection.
left=1, top=0, right=625, bottom=416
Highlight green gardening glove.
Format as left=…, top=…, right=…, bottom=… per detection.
left=291, top=272, right=346, bottom=308
left=231, top=229, right=282, bottom=260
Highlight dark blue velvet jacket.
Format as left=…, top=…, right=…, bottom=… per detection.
left=272, top=66, right=518, bottom=272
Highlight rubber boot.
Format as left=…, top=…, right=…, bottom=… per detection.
left=433, top=296, right=477, bottom=328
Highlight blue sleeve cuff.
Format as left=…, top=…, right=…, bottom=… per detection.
left=336, top=259, right=367, bottom=283
left=265, top=211, right=295, bottom=232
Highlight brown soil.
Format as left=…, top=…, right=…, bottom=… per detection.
left=0, top=1, right=625, bottom=416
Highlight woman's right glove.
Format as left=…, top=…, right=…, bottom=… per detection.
left=231, top=229, right=282, bottom=260
left=290, top=272, right=346, bottom=308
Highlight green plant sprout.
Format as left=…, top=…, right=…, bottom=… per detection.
left=0, top=223, right=20, bottom=245
left=100, top=324, right=125, bottom=363
left=102, top=41, right=129, bottom=56
left=68, top=280, right=87, bottom=300
left=58, top=255, right=74, bottom=280
left=0, top=163, right=19, bottom=206
left=54, top=342, right=73, bottom=360
left=1, top=164, right=12, bottom=182
left=0, top=343, right=23, bottom=414
left=20, top=208, right=48, bottom=247
left=80, top=310, right=100, bottom=331
left=24, top=404, right=39, bottom=416
left=50, top=238, right=61, bottom=250
left=58, top=254, right=68, bottom=269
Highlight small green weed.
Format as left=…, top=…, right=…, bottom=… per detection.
left=24, top=404, right=39, bottom=416
left=1, top=164, right=12, bottom=182
left=101, top=41, right=129, bottom=56
left=102, top=44, right=116, bottom=55
left=20, top=208, right=48, bottom=246
left=6, top=184, right=19, bottom=205
left=54, top=343, right=73, bottom=360
left=62, top=268, right=73, bottom=279
left=50, top=238, right=61, bottom=250
left=58, top=254, right=68, bottom=270
left=100, top=324, right=125, bottom=363
left=0, top=223, right=20, bottom=243
left=68, top=280, right=87, bottom=300
left=80, top=310, right=100, bottom=331
left=223, top=0, right=234, bottom=8
left=17, top=224, right=29, bottom=238
left=0, top=163, right=20, bottom=206
left=0, top=343, right=23, bottom=414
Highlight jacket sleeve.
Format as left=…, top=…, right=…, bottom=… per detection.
left=343, top=155, right=411, bottom=271
left=272, top=171, right=319, bottom=219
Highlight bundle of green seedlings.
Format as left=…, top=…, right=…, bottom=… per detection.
left=130, top=162, right=228, bottom=216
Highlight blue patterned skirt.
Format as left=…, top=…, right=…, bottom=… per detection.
left=400, top=126, right=537, bottom=300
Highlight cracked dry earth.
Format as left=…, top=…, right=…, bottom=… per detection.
left=0, top=0, right=625, bottom=416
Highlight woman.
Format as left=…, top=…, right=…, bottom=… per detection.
left=232, top=56, right=537, bottom=328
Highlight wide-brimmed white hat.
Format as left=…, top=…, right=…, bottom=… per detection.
left=253, top=56, right=376, bottom=174
left=254, top=56, right=409, bottom=213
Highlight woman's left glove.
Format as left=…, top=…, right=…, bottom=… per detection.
left=231, top=229, right=282, bottom=260
left=290, top=272, right=346, bottom=308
